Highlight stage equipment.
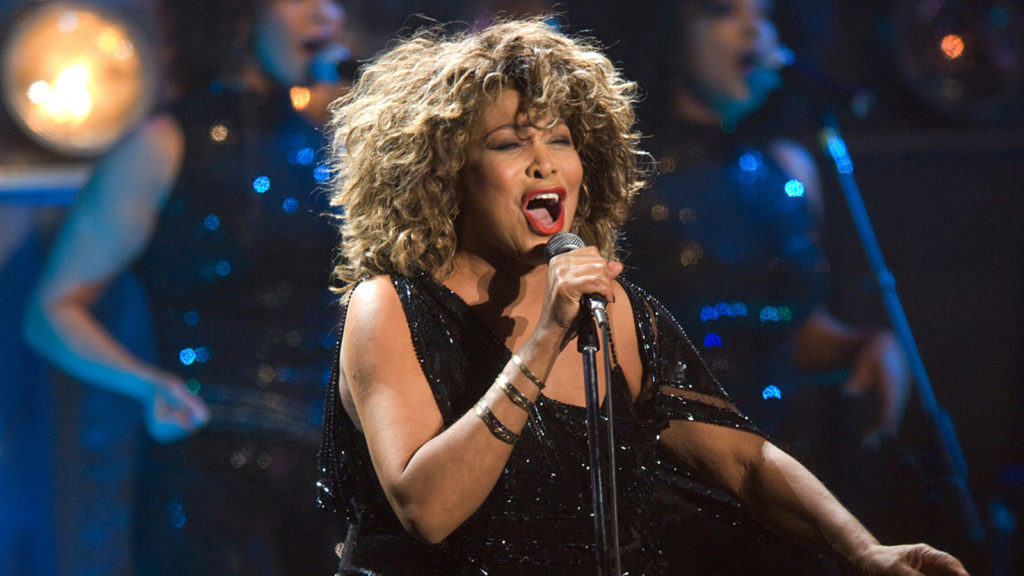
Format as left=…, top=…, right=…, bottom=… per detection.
left=820, top=113, right=987, bottom=546
left=545, top=233, right=621, bottom=576
left=1, top=2, right=156, bottom=158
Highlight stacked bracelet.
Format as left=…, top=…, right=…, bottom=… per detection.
left=510, top=353, right=545, bottom=390
left=496, top=373, right=533, bottom=412
left=474, top=399, right=519, bottom=444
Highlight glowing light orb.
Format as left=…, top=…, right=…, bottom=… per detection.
left=941, top=34, right=965, bottom=60
left=1, top=3, right=156, bottom=157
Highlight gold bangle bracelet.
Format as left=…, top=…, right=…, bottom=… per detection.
left=510, top=353, right=545, bottom=390
left=474, top=399, right=519, bottom=445
left=496, top=373, right=533, bottom=412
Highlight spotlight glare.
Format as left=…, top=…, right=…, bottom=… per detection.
left=26, top=81, right=51, bottom=104
left=57, top=9, right=79, bottom=33
left=1, top=3, right=156, bottom=157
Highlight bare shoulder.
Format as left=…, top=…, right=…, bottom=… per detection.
left=35, top=113, right=188, bottom=289
left=123, top=113, right=186, bottom=187
left=341, top=275, right=417, bottom=387
left=138, top=113, right=185, bottom=166
left=339, top=275, right=441, bottom=439
left=344, top=276, right=404, bottom=336
left=82, top=112, right=185, bottom=211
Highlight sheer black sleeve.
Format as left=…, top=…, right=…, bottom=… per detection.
left=621, top=278, right=764, bottom=437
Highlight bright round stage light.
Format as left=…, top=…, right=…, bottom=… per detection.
left=1, top=2, right=156, bottom=158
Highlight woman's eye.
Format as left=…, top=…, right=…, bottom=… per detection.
left=493, top=141, right=521, bottom=151
left=703, top=0, right=736, bottom=17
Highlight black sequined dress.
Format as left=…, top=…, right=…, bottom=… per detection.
left=318, top=273, right=764, bottom=575
left=130, top=85, right=341, bottom=575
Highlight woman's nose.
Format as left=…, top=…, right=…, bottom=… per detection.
left=311, top=0, right=345, bottom=27
left=738, top=1, right=766, bottom=37
left=530, top=144, right=556, bottom=178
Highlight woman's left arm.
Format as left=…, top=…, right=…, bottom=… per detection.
left=659, top=421, right=969, bottom=575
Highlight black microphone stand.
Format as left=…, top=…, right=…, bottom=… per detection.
left=819, top=113, right=986, bottom=544
left=577, top=301, right=621, bottom=575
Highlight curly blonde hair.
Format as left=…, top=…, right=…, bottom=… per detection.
left=327, top=17, right=646, bottom=285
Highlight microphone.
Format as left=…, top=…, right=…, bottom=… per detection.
left=308, top=44, right=361, bottom=83
left=544, top=232, right=609, bottom=327
left=765, top=44, right=875, bottom=120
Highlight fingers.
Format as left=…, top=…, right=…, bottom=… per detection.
left=148, top=379, right=210, bottom=443
left=540, top=248, right=620, bottom=336
left=860, top=371, right=899, bottom=450
left=877, top=372, right=904, bottom=439
left=844, top=333, right=911, bottom=448
left=891, top=544, right=970, bottom=576
left=548, top=246, right=620, bottom=303
left=915, top=545, right=970, bottom=576
left=862, top=544, right=970, bottom=576
left=169, top=383, right=211, bottom=426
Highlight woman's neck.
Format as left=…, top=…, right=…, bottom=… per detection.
left=446, top=252, right=547, bottom=344
left=236, top=59, right=277, bottom=95
left=447, top=252, right=545, bottom=301
left=672, top=90, right=723, bottom=128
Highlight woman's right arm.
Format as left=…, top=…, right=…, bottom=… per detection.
left=23, top=113, right=209, bottom=442
left=339, top=276, right=541, bottom=543
left=340, top=250, right=621, bottom=543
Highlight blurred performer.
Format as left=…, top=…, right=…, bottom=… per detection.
left=23, top=1, right=348, bottom=574
left=619, top=0, right=913, bottom=572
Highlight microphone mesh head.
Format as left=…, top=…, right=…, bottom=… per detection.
left=544, top=232, right=584, bottom=262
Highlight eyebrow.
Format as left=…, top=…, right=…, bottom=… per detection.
left=482, top=123, right=519, bottom=139
left=482, top=119, right=568, bottom=140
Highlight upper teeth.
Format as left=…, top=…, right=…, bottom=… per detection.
left=533, top=192, right=559, bottom=202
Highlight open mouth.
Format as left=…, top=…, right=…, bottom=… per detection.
left=302, top=39, right=328, bottom=58
left=739, top=51, right=758, bottom=74
left=522, top=187, right=566, bottom=235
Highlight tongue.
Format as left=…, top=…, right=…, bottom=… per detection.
left=525, top=206, right=555, bottom=228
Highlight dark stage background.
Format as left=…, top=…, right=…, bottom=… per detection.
left=2, top=1, right=1021, bottom=575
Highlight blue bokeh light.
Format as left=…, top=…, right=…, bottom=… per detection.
left=739, top=151, right=762, bottom=172
left=295, top=147, right=315, bottom=165
left=179, top=348, right=197, bottom=366
left=282, top=197, right=299, bottom=214
left=252, top=175, right=271, bottom=193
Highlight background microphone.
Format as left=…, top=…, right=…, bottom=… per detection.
left=766, top=44, right=875, bottom=120
left=544, top=233, right=609, bottom=327
left=308, top=44, right=361, bottom=83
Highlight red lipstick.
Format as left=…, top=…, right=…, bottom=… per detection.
left=522, top=187, right=566, bottom=235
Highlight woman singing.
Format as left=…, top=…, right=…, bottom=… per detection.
left=316, top=17, right=968, bottom=576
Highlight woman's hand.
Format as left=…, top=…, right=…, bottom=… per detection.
left=143, top=373, right=210, bottom=443
left=844, top=330, right=911, bottom=449
left=852, top=543, right=969, bottom=576
left=540, top=245, right=622, bottom=337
